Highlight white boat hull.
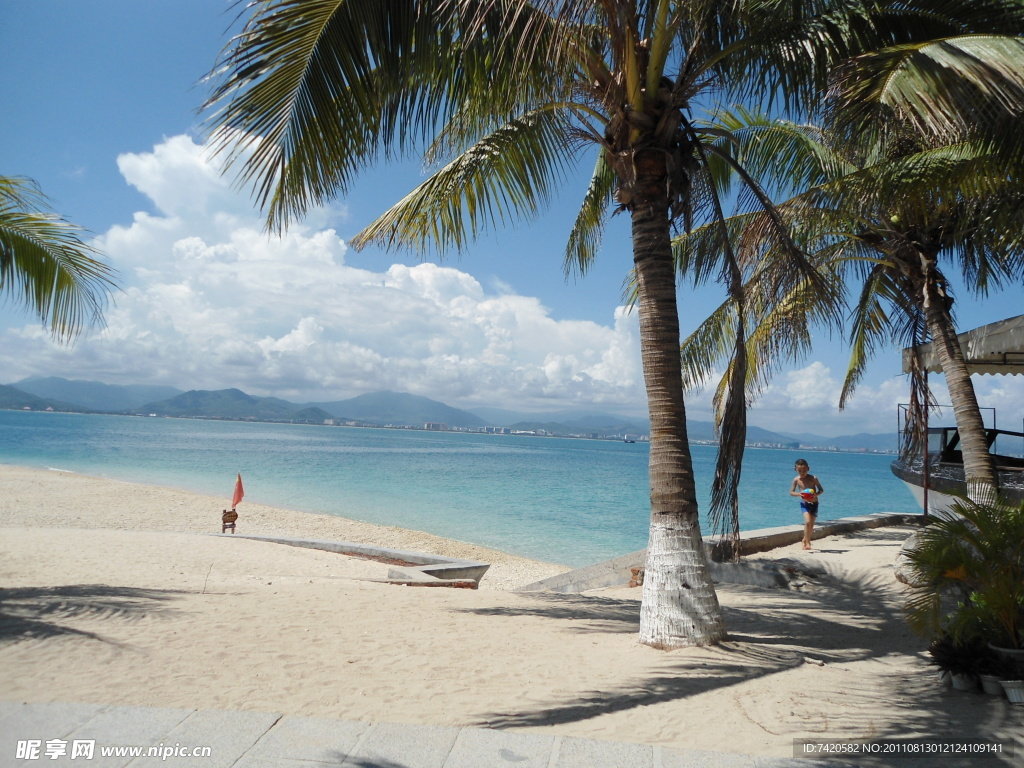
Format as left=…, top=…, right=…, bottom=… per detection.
left=898, top=480, right=962, bottom=516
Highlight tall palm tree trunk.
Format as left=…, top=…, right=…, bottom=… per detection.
left=632, top=156, right=726, bottom=648
left=921, top=278, right=997, bottom=501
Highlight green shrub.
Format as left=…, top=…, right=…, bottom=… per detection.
left=903, top=497, right=1024, bottom=649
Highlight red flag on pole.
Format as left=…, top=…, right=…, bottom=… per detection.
left=231, top=473, right=244, bottom=509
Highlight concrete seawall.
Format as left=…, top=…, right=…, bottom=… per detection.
left=220, top=534, right=491, bottom=587
left=516, top=512, right=916, bottom=594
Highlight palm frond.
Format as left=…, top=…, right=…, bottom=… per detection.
left=204, top=0, right=567, bottom=232
left=708, top=308, right=747, bottom=556
left=719, top=0, right=907, bottom=116
left=805, top=140, right=1017, bottom=223
left=832, top=35, right=1024, bottom=159
left=694, top=131, right=847, bottom=336
left=840, top=264, right=896, bottom=408
left=674, top=215, right=759, bottom=287
left=565, top=147, right=615, bottom=278
left=681, top=213, right=853, bottom=429
left=737, top=242, right=846, bottom=399
left=644, top=0, right=676, bottom=95
left=351, top=109, right=575, bottom=254
left=710, top=106, right=856, bottom=199
left=205, top=0, right=426, bottom=223
left=680, top=299, right=738, bottom=392
left=0, top=176, right=118, bottom=342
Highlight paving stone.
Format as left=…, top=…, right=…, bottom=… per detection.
left=341, top=722, right=460, bottom=768
left=0, top=702, right=105, bottom=765
left=130, top=708, right=281, bottom=768
left=662, top=746, right=765, bottom=768
left=553, top=735, right=653, bottom=768
left=58, top=705, right=194, bottom=768
left=0, top=702, right=872, bottom=768
left=234, top=759, right=341, bottom=768
left=241, top=714, right=369, bottom=764
left=443, top=727, right=555, bottom=768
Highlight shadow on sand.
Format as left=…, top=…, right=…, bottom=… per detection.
left=459, top=563, right=1021, bottom=766
left=0, top=584, right=184, bottom=645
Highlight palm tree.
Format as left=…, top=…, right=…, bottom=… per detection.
left=203, top=0, right=1010, bottom=647
left=819, top=15, right=1024, bottom=501
left=677, top=113, right=1024, bottom=512
left=0, top=175, right=118, bottom=343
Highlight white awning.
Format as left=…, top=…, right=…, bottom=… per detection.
left=902, top=315, right=1024, bottom=375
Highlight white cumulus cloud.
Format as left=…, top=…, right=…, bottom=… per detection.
left=0, top=134, right=645, bottom=413
left=8, top=132, right=1006, bottom=439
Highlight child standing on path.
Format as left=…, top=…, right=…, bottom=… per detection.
left=790, top=459, right=824, bottom=550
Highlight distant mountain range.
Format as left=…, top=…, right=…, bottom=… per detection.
left=309, top=391, right=488, bottom=429
left=0, top=383, right=88, bottom=413
left=4, top=376, right=897, bottom=451
left=12, top=376, right=181, bottom=412
left=139, top=388, right=337, bottom=423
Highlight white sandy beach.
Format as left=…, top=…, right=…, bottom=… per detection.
left=0, top=464, right=1019, bottom=758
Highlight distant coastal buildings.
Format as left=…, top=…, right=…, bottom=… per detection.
left=3, top=378, right=896, bottom=452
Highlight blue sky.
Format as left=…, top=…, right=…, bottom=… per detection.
left=3, top=0, right=1022, bottom=436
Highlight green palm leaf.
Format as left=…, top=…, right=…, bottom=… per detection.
left=0, top=176, right=118, bottom=342
left=834, top=35, right=1024, bottom=156
left=351, top=109, right=575, bottom=254
left=713, top=107, right=856, bottom=198
left=565, top=147, right=615, bottom=278
left=205, top=0, right=563, bottom=232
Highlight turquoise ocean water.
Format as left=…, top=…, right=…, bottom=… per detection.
left=0, top=410, right=919, bottom=566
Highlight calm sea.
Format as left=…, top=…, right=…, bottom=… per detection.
left=0, top=410, right=919, bottom=566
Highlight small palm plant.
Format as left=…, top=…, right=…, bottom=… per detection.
left=927, top=633, right=988, bottom=677
left=903, top=497, right=1024, bottom=651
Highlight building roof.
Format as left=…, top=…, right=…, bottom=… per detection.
left=902, top=315, right=1024, bottom=375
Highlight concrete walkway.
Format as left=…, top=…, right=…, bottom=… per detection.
left=0, top=701, right=857, bottom=768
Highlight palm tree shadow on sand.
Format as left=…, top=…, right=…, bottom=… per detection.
left=0, top=584, right=185, bottom=646
left=459, top=567, right=1020, bottom=764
